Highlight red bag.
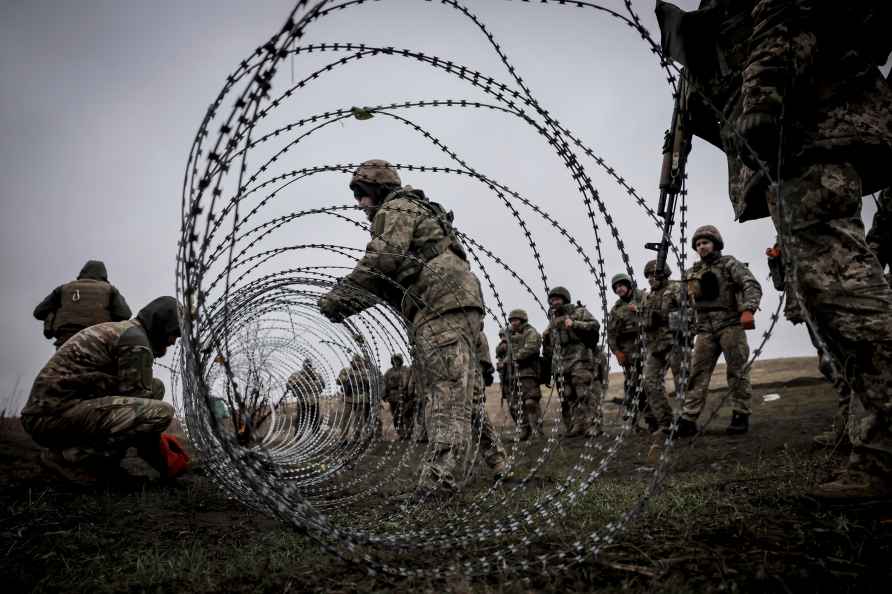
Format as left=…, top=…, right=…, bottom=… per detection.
left=159, top=433, right=190, bottom=479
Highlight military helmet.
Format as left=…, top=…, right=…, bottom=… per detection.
left=610, top=273, right=632, bottom=291
left=547, top=286, right=571, bottom=304
left=350, top=159, right=401, bottom=188
left=691, top=225, right=724, bottom=250
left=391, top=353, right=403, bottom=364
left=644, top=259, right=671, bottom=278
left=508, top=308, right=528, bottom=323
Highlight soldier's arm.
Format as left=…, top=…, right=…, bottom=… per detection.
left=109, top=287, right=133, bottom=321
left=33, top=286, right=62, bottom=320
left=730, top=259, right=763, bottom=312
left=514, top=328, right=541, bottom=362
left=115, top=326, right=155, bottom=398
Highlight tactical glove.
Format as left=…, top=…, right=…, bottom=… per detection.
left=740, top=310, right=755, bottom=330
left=615, top=351, right=626, bottom=366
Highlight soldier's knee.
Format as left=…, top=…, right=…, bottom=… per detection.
left=144, top=400, right=175, bottom=431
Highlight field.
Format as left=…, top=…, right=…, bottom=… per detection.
left=2, top=357, right=890, bottom=593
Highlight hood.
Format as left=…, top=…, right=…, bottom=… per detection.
left=78, top=260, right=108, bottom=281
left=136, top=296, right=181, bottom=356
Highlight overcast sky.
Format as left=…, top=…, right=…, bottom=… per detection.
left=1, top=0, right=880, bottom=412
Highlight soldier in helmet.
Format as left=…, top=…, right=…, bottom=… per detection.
left=640, top=260, right=688, bottom=435
left=678, top=226, right=762, bottom=437
left=504, top=309, right=543, bottom=440
left=21, top=296, right=184, bottom=484
left=607, top=273, right=653, bottom=432
left=34, top=260, right=132, bottom=348
left=383, top=353, right=413, bottom=440
left=286, top=359, right=326, bottom=436
left=336, top=353, right=378, bottom=444
left=655, top=0, right=892, bottom=498
left=542, top=286, right=602, bottom=437
left=318, top=159, right=484, bottom=496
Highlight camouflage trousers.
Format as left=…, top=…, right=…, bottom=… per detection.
left=413, top=392, right=429, bottom=443
left=389, top=398, right=417, bottom=441
left=770, top=161, right=892, bottom=474
left=621, top=354, right=654, bottom=426
left=413, top=309, right=481, bottom=492
left=510, top=376, right=542, bottom=432
left=471, top=369, right=507, bottom=470
left=22, top=378, right=172, bottom=465
left=643, top=345, right=684, bottom=430
left=558, top=364, right=599, bottom=433
left=683, top=325, right=752, bottom=420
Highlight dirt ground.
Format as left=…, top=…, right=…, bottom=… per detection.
left=2, top=357, right=891, bottom=593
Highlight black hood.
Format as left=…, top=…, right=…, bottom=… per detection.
left=78, top=260, right=108, bottom=281
left=136, top=296, right=181, bottom=355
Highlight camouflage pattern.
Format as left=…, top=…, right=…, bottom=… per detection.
left=383, top=359, right=413, bottom=440
left=406, top=365, right=428, bottom=443
left=543, top=302, right=601, bottom=434
left=507, top=321, right=541, bottom=381
left=687, top=254, right=762, bottom=334
left=683, top=325, right=753, bottom=420
left=641, top=279, right=687, bottom=430
left=336, top=356, right=382, bottom=441
left=319, top=185, right=483, bottom=328
left=21, top=305, right=177, bottom=472
left=608, top=288, right=649, bottom=424
left=287, top=362, right=325, bottom=434
left=691, top=225, right=724, bottom=251
left=413, top=310, right=482, bottom=492
left=350, top=159, right=401, bottom=188
left=33, top=260, right=132, bottom=348
left=471, top=331, right=507, bottom=470
left=867, top=187, right=892, bottom=275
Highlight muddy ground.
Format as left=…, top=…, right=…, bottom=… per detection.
left=1, top=357, right=891, bottom=593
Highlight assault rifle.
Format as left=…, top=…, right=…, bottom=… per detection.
left=645, top=74, right=692, bottom=277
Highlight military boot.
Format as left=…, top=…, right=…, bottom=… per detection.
left=726, top=412, right=750, bottom=435
left=812, top=470, right=892, bottom=500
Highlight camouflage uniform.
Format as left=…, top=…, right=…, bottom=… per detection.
left=383, top=355, right=413, bottom=440
left=22, top=296, right=180, bottom=479
left=591, top=349, right=609, bottom=411
left=505, top=309, right=543, bottom=439
left=867, top=188, right=892, bottom=281
left=683, top=227, right=762, bottom=429
left=286, top=361, right=325, bottom=435
left=607, top=275, right=651, bottom=429
left=319, top=160, right=484, bottom=493
left=543, top=287, right=602, bottom=436
left=336, top=355, right=382, bottom=443
left=641, top=261, right=687, bottom=433
left=657, top=1, right=892, bottom=492
left=406, top=365, right=428, bottom=443
left=471, top=331, right=507, bottom=474
left=33, top=260, right=132, bottom=348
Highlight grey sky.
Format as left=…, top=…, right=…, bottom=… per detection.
left=1, top=1, right=878, bottom=412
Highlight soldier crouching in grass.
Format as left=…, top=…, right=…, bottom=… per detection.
left=21, top=296, right=188, bottom=485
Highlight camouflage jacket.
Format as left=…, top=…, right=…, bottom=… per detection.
left=641, top=280, right=685, bottom=352
left=287, top=367, right=325, bottom=399
left=867, top=187, right=892, bottom=272
left=383, top=364, right=411, bottom=403
left=22, top=320, right=157, bottom=417
left=686, top=254, right=762, bottom=333
left=323, top=186, right=484, bottom=326
left=657, top=1, right=892, bottom=222
left=506, top=322, right=541, bottom=379
left=607, top=289, right=646, bottom=355
left=337, top=360, right=383, bottom=404
left=542, top=303, right=599, bottom=373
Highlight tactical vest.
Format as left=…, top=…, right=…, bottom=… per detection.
left=689, top=259, right=739, bottom=313
left=53, top=279, right=114, bottom=332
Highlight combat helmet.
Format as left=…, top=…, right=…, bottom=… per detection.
left=508, top=309, right=528, bottom=323
left=350, top=159, right=401, bottom=189
left=644, top=259, right=671, bottom=278
left=691, top=225, right=724, bottom=250
left=391, top=353, right=404, bottom=365
left=547, top=286, right=571, bottom=304
left=610, top=273, right=632, bottom=291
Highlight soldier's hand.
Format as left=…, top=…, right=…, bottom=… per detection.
left=318, top=294, right=345, bottom=323
left=740, top=310, right=755, bottom=330
left=563, top=318, right=573, bottom=329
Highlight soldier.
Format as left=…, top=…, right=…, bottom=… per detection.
left=640, top=260, right=687, bottom=435
left=542, top=286, right=602, bottom=437
left=286, top=359, right=325, bottom=436
left=318, top=159, right=484, bottom=496
left=676, top=226, right=762, bottom=437
left=472, top=328, right=508, bottom=478
left=505, top=309, right=543, bottom=440
left=383, top=353, right=413, bottom=440
left=33, top=260, right=132, bottom=348
left=656, top=1, right=892, bottom=496
left=336, top=353, right=381, bottom=443
left=607, top=273, right=653, bottom=432
left=21, top=296, right=184, bottom=484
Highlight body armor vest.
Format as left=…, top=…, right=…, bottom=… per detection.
left=690, top=260, right=738, bottom=312
left=53, top=279, right=114, bottom=332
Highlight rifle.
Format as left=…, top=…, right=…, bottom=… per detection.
left=645, top=74, right=691, bottom=276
